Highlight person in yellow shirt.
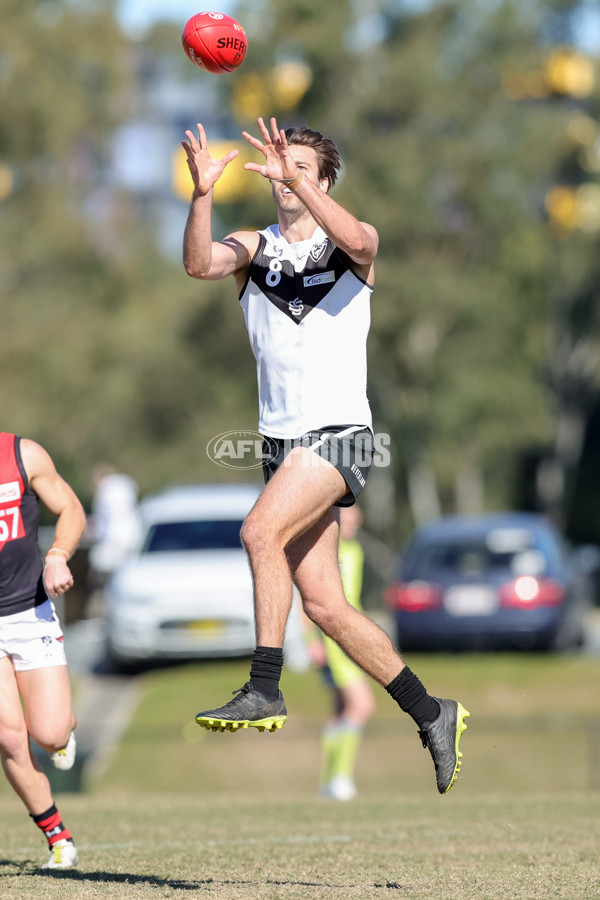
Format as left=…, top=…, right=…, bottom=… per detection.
left=307, top=504, right=375, bottom=800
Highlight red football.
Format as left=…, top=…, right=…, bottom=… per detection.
left=182, top=12, right=248, bottom=74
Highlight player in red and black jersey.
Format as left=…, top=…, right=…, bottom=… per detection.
left=0, top=433, right=86, bottom=869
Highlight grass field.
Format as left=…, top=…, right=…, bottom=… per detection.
left=2, top=654, right=599, bottom=898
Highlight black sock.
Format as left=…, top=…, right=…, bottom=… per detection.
left=386, top=667, right=440, bottom=728
left=249, top=646, right=284, bottom=700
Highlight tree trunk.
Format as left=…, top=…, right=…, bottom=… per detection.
left=407, top=458, right=441, bottom=526
left=455, top=454, right=485, bottom=515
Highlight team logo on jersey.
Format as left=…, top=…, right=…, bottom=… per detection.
left=303, top=271, right=335, bottom=288
left=310, top=239, right=328, bottom=262
left=288, top=298, right=304, bottom=316
left=0, top=481, right=20, bottom=503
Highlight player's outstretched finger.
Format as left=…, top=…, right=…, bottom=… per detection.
left=242, top=162, right=264, bottom=175
left=242, top=130, right=263, bottom=152
left=196, top=123, right=207, bottom=148
left=184, top=130, right=198, bottom=152
left=257, top=117, right=271, bottom=143
left=220, top=148, right=239, bottom=166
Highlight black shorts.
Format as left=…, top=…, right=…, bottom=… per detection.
left=262, top=425, right=374, bottom=507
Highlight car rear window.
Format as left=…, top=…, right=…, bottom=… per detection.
left=406, top=528, right=550, bottom=579
left=142, top=520, right=244, bottom=553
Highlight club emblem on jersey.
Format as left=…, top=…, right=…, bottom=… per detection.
left=310, top=239, right=328, bottom=262
left=288, top=298, right=304, bottom=317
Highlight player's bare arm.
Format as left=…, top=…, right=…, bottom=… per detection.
left=242, top=117, right=378, bottom=279
left=298, top=196, right=378, bottom=281
left=184, top=220, right=257, bottom=282
left=20, top=440, right=86, bottom=598
left=182, top=123, right=259, bottom=280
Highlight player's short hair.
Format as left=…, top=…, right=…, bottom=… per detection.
left=284, top=127, right=341, bottom=189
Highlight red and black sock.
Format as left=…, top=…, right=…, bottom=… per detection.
left=386, top=667, right=440, bottom=728
left=31, top=804, right=74, bottom=848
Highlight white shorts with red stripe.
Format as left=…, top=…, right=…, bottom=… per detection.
left=0, top=599, right=67, bottom=671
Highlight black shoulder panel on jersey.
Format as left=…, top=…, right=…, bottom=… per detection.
left=238, top=232, right=265, bottom=302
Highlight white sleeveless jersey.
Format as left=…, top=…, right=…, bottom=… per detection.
left=239, top=225, right=373, bottom=439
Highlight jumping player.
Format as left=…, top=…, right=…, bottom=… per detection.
left=182, top=117, right=469, bottom=794
left=0, top=433, right=86, bottom=867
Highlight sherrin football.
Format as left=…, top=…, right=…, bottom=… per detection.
left=182, top=11, right=248, bottom=74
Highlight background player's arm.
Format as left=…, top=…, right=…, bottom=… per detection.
left=20, top=439, right=86, bottom=598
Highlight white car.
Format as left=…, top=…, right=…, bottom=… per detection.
left=105, top=483, right=265, bottom=666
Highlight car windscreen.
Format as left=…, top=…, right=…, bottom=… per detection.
left=405, top=528, right=550, bottom=579
left=142, top=520, right=244, bottom=553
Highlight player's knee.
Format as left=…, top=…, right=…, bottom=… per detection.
left=240, top=515, right=261, bottom=556
left=303, top=597, right=336, bottom=635
left=0, top=722, right=30, bottom=760
left=29, top=722, right=70, bottom=754
left=240, top=513, right=277, bottom=558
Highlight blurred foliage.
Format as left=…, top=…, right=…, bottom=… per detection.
left=1, top=0, right=600, bottom=546
left=0, top=0, right=259, bottom=504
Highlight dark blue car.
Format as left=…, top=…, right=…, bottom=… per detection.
left=385, top=512, right=593, bottom=651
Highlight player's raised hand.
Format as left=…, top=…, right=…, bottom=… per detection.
left=242, top=117, right=299, bottom=182
left=182, top=123, right=239, bottom=197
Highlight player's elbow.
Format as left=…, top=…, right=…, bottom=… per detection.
left=355, top=242, right=377, bottom=264
left=347, top=233, right=378, bottom=263
left=348, top=246, right=377, bottom=268
left=354, top=224, right=379, bottom=260
left=183, top=256, right=203, bottom=278
left=184, top=260, right=210, bottom=279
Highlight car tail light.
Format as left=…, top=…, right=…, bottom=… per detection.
left=498, top=576, right=565, bottom=608
left=385, top=581, right=443, bottom=612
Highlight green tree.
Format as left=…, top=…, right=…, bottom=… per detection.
left=0, top=3, right=260, bottom=502
left=0, top=0, right=131, bottom=494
